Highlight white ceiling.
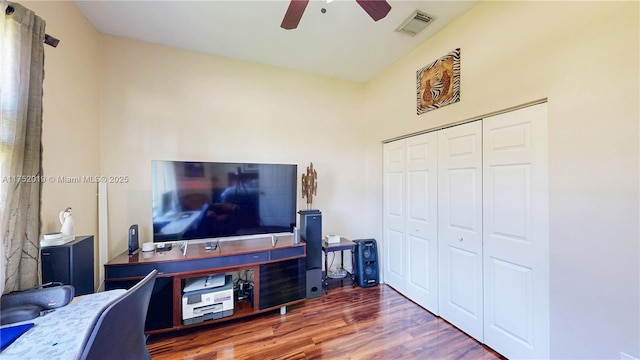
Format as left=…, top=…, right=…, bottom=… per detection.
left=74, top=0, right=478, bottom=83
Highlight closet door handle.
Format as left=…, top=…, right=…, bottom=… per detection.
left=458, top=236, right=464, bottom=242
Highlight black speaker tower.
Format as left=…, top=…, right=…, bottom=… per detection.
left=354, top=239, right=379, bottom=288
left=299, top=210, right=322, bottom=298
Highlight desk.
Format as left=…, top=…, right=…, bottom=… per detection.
left=0, top=290, right=125, bottom=359
left=322, top=238, right=356, bottom=294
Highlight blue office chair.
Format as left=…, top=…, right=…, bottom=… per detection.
left=77, top=270, right=157, bottom=360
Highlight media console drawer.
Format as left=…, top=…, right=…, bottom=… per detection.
left=158, top=251, right=269, bottom=274
left=105, top=251, right=271, bottom=279
left=106, top=263, right=158, bottom=279
left=270, top=245, right=304, bottom=260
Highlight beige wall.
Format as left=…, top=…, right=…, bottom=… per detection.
left=363, top=1, right=639, bottom=359
left=24, top=0, right=638, bottom=358
left=24, top=1, right=101, bottom=284
left=98, top=36, right=367, bottom=257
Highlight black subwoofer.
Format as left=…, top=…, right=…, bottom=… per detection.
left=354, top=239, right=379, bottom=288
left=305, top=268, right=322, bottom=299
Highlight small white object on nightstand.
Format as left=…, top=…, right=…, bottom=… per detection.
left=325, top=234, right=340, bottom=243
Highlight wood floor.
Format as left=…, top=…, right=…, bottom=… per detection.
left=147, top=284, right=505, bottom=360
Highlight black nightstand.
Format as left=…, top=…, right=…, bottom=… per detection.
left=41, top=235, right=94, bottom=295
left=321, top=238, right=356, bottom=294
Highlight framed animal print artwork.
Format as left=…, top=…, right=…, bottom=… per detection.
left=417, top=48, right=460, bottom=115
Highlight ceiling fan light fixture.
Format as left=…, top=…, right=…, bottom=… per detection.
left=281, top=0, right=391, bottom=30
left=395, top=9, right=435, bottom=36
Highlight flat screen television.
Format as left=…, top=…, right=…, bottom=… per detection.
left=151, top=160, right=297, bottom=243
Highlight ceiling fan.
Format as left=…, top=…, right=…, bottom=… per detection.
left=281, top=0, right=392, bottom=30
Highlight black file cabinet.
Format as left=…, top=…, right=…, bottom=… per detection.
left=41, top=235, right=94, bottom=295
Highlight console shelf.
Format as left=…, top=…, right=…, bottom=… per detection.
left=104, top=236, right=306, bottom=334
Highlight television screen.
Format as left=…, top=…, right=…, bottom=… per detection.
left=152, top=161, right=297, bottom=242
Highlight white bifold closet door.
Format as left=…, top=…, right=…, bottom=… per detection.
left=437, top=121, right=484, bottom=341
left=382, top=102, right=549, bottom=359
left=383, top=132, right=439, bottom=314
left=382, top=139, right=406, bottom=292
left=404, top=133, right=439, bottom=312
left=482, top=103, right=549, bottom=359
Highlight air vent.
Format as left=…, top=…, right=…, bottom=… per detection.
left=395, top=10, right=435, bottom=36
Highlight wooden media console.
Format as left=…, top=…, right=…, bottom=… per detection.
left=104, top=235, right=306, bottom=333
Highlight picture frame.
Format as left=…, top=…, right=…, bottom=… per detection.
left=417, top=48, right=460, bottom=114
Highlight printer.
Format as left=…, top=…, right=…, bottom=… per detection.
left=182, top=274, right=233, bottom=325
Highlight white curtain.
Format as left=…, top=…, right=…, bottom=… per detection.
left=0, top=2, right=46, bottom=293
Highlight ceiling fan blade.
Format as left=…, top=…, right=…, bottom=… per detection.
left=356, top=0, right=392, bottom=22
left=281, top=0, right=310, bottom=30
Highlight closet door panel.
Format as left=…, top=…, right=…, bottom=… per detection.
left=483, top=103, right=549, bottom=359
left=405, top=133, right=439, bottom=313
left=447, top=246, right=479, bottom=314
left=385, top=228, right=404, bottom=288
left=438, top=121, right=484, bottom=341
left=383, top=140, right=406, bottom=291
